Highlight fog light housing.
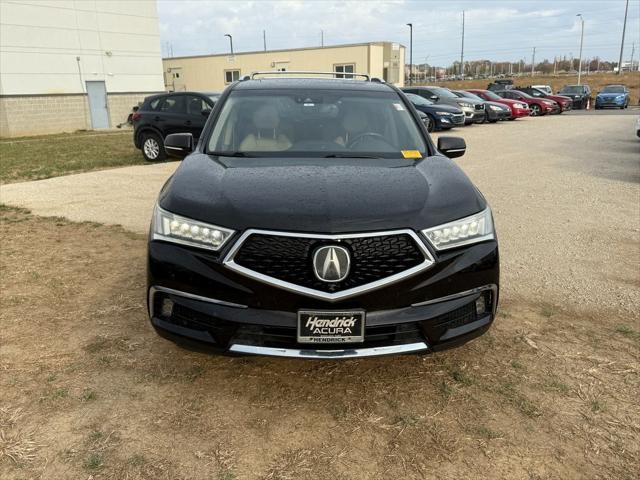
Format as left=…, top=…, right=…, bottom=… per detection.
left=475, top=295, right=487, bottom=316
left=161, top=298, right=174, bottom=317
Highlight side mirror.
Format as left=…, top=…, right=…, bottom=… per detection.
left=437, top=136, right=466, bottom=159
left=430, top=95, right=439, bottom=101
left=201, top=108, right=212, bottom=117
left=164, top=133, right=194, bottom=158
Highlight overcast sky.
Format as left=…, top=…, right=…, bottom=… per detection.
left=157, top=0, right=640, bottom=65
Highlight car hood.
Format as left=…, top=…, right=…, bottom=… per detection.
left=597, top=92, right=624, bottom=98
left=453, top=98, right=484, bottom=106
left=485, top=101, right=510, bottom=110
left=559, top=92, right=585, bottom=98
left=547, top=95, right=572, bottom=102
left=416, top=103, right=463, bottom=114
left=159, top=153, right=486, bottom=233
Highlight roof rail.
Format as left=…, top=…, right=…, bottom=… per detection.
left=244, top=70, right=372, bottom=81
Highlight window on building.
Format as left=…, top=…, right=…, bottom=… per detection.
left=225, top=70, right=241, bottom=84
left=334, top=64, right=355, bottom=79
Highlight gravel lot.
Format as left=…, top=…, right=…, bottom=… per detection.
left=1, top=113, right=638, bottom=479
left=3, top=113, right=638, bottom=316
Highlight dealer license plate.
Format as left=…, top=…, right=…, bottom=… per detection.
left=297, top=310, right=365, bottom=344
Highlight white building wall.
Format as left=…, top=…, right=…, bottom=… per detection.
left=0, top=0, right=165, bottom=95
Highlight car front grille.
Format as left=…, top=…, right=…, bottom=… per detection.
left=232, top=232, right=426, bottom=293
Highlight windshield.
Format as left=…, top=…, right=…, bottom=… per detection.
left=559, top=86, right=583, bottom=94
left=601, top=86, right=625, bottom=93
left=207, top=89, right=427, bottom=158
left=428, top=87, right=458, bottom=98
left=405, top=93, right=433, bottom=106
left=481, top=90, right=502, bottom=101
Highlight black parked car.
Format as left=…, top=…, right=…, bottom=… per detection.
left=452, top=90, right=511, bottom=122
left=404, top=92, right=465, bottom=131
left=557, top=84, right=592, bottom=109
left=147, top=74, right=499, bottom=359
left=133, top=91, right=220, bottom=161
left=402, top=86, right=485, bottom=124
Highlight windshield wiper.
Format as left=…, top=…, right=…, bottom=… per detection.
left=324, top=154, right=382, bottom=159
left=208, top=151, right=255, bottom=157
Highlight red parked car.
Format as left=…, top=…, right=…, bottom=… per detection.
left=495, top=90, right=560, bottom=116
left=466, top=89, right=530, bottom=119
left=516, top=87, right=573, bottom=112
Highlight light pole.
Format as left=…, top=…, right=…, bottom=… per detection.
left=617, top=0, right=629, bottom=74
left=576, top=14, right=584, bottom=85
left=406, top=23, right=413, bottom=86
left=224, top=34, right=234, bottom=56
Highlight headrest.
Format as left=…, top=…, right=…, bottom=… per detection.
left=253, top=105, right=280, bottom=130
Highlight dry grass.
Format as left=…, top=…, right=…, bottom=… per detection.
left=431, top=72, right=640, bottom=104
left=1, top=206, right=638, bottom=479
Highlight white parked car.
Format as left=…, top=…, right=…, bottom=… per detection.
left=636, top=116, right=640, bottom=138
left=531, top=85, right=553, bottom=95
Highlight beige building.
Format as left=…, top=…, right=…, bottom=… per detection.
left=162, top=42, right=405, bottom=92
left=0, top=0, right=165, bottom=137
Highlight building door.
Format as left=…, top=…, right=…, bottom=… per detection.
left=85, top=81, right=109, bottom=129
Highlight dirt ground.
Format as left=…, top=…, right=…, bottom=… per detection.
left=0, top=207, right=638, bottom=480
left=1, top=113, right=639, bottom=479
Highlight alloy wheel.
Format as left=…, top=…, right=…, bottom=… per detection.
left=144, top=138, right=160, bottom=160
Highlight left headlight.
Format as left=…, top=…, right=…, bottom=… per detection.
left=152, top=205, right=235, bottom=251
left=489, top=105, right=502, bottom=111
left=422, top=207, right=494, bottom=251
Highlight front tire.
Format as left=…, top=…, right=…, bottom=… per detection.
left=141, top=132, right=166, bottom=162
left=530, top=104, right=541, bottom=116
left=426, top=115, right=435, bottom=133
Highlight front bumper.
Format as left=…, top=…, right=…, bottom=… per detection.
left=437, top=113, right=465, bottom=129
left=147, top=237, right=500, bottom=359
left=463, top=109, right=485, bottom=124
left=596, top=97, right=625, bottom=107
left=511, top=107, right=530, bottom=118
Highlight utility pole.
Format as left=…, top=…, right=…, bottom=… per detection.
left=406, top=23, right=413, bottom=86
left=577, top=14, right=584, bottom=85
left=617, top=0, right=629, bottom=74
left=553, top=57, right=557, bottom=75
left=531, top=47, right=536, bottom=76
left=321, top=30, right=324, bottom=47
left=460, top=10, right=465, bottom=77
left=263, top=30, right=266, bottom=51
left=630, top=42, right=636, bottom=71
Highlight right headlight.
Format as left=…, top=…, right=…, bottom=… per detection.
left=152, top=204, right=235, bottom=251
left=422, top=207, right=494, bottom=250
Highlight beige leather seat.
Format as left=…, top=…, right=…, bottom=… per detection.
left=239, top=105, right=292, bottom=151
left=335, top=109, right=369, bottom=146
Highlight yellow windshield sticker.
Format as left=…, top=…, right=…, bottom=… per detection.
left=401, top=150, right=422, bottom=159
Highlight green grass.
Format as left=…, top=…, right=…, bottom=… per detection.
left=0, top=130, right=150, bottom=183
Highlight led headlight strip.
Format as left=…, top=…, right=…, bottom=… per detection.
left=152, top=205, right=235, bottom=251
left=422, top=207, right=494, bottom=250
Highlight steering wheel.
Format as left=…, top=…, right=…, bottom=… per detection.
left=346, top=132, right=390, bottom=149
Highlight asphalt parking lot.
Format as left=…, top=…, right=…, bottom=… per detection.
left=1, top=113, right=639, bottom=479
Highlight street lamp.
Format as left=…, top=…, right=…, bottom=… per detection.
left=224, top=34, right=234, bottom=56
left=406, top=23, right=413, bottom=86
left=576, top=14, right=584, bottom=85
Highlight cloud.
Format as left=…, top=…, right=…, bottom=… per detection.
left=157, top=0, right=640, bottom=63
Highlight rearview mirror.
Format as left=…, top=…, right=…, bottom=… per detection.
left=437, top=136, right=466, bottom=159
left=164, top=133, right=194, bottom=158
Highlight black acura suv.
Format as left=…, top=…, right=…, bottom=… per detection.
left=147, top=72, right=499, bottom=359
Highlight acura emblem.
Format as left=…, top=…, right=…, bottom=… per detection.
left=313, top=245, right=350, bottom=283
